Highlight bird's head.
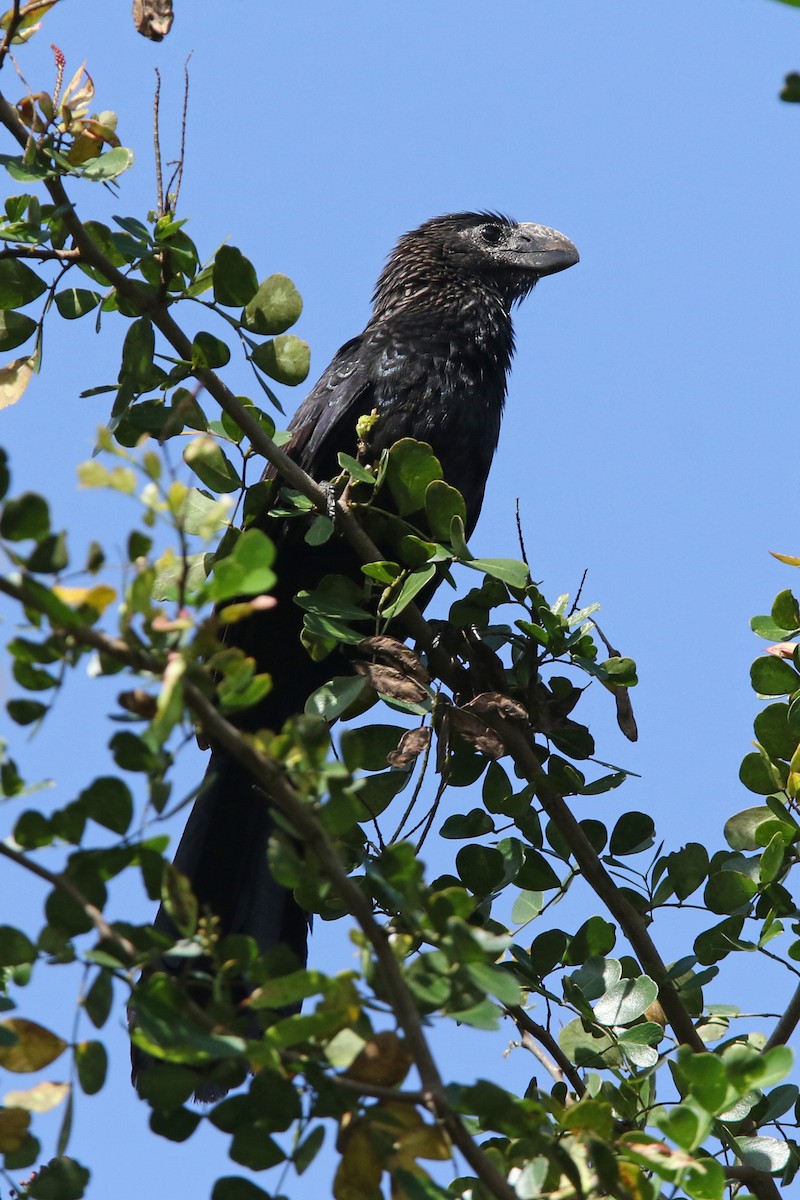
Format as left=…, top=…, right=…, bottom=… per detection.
left=373, top=212, right=579, bottom=316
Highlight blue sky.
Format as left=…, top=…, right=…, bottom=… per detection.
left=1, top=0, right=800, bottom=1195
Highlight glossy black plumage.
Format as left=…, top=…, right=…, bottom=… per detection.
left=131, top=212, right=577, bottom=1094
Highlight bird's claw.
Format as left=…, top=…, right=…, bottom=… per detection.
left=322, top=481, right=337, bottom=521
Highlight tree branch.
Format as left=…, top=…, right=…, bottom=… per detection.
left=0, top=840, right=136, bottom=963
left=506, top=1005, right=586, bottom=1098
left=765, top=979, right=800, bottom=1051
left=0, top=246, right=81, bottom=262
left=0, top=80, right=705, bottom=1057
left=725, top=1164, right=783, bottom=1200
left=0, top=574, right=519, bottom=1200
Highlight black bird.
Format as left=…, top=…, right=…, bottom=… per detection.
left=131, top=212, right=578, bottom=1090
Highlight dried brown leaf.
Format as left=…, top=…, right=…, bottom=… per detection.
left=465, top=692, right=527, bottom=722
left=357, top=635, right=430, bottom=685
left=132, top=0, right=174, bottom=40
left=354, top=662, right=428, bottom=705
left=118, top=689, right=157, bottom=719
left=387, top=726, right=430, bottom=768
left=444, top=707, right=504, bottom=759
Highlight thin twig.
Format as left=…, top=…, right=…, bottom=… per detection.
left=514, top=498, right=529, bottom=567
left=0, top=840, right=136, bottom=962
left=332, top=1076, right=428, bottom=1105
left=0, top=0, right=22, bottom=71
left=153, top=67, right=163, bottom=217
left=165, top=53, right=191, bottom=210
left=506, top=1006, right=586, bottom=1098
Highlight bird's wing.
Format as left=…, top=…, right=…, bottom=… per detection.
left=282, top=334, right=376, bottom=478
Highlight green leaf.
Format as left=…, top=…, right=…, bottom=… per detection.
left=0, top=259, right=46, bottom=308
left=338, top=452, right=375, bottom=484
left=0, top=926, right=36, bottom=966
left=724, top=806, right=776, bottom=851
left=593, top=975, right=658, bottom=1025
left=782, top=69, right=800, bottom=101
left=385, top=439, right=444, bottom=516
left=80, top=146, right=134, bottom=181
left=7, top=699, right=46, bottom=725
left=515, top=848, right=562, bottom=891
left=735, top=1135, right=791, bottom=1173
left=305, top=676, right=368, bottom=720
left=304, top=514, right=333, bottom=545
left=213, top=246, right=259, bottom=307
left=565, top=917, right=617, bottom=965
left=441, top=809, right=495, bottom=839
left=666, top=843, right=709, bottom=901
left=380, top=564, right=436, bottom=619
left=446, top=998, right=501, bottom=1029
left=75, top=1040, right=107, bottom=1095
left=609, top=811, right=655, bottom=856
left=192, top=331, right=231, bottom=369
left=150, top=1105, right=201, bottom=1142
left=243, top=274, right=303, bottom=335
left=229, top=1125, right=284, bottom=1171
left=773, top=588, right=800, bottom=629
left=251, top=334, right=310, bottom=385
left=464, top=962, right=521, bottom=1006
left=511, top=890, right=543, bottom=923
left=755, top=702, right=798, bottom=760
left=425, top=480, right=466, bottom=542
left=676, top=1048, right=730, bottom=1114
left=724, top=1042, right=792, bottom=1090
left=759, top=831, right=786, bottom=885
left=739, top=750, right=785, bottom=795
left=27, top=1157, right=90, bottom=1200
left=120, top=317, right=154, bottom=389
left=0, top=309, right=36, bottom=351
left=655, top=1102, right=711, bottom=1152
left=212, top=1180, right=271, bottom=1200
left=703, top=871, right=757, bottom=914
left=79, top=777, right=133, bottom=835
left=751, top=656, right=800, bottom=697
left=0, top=491, right=49, bottom=540
left=54, top=289, right=101, bottom=319
left=558, top=1017, right=621, bottom=1068
left=456, top=844, right=505, bottom=895
left=184, top=435, right=241, bottom=493
left=210, top=529, right=276, bottom=601
left=83, top=971, right=113, bottom=1029
left=467, top=557, right=529, bottom=588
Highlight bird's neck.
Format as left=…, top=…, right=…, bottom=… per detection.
left=371, top=277, right=516, bottom=368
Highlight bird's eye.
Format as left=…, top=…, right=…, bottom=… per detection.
left=481, top=224, right=504, bottom=245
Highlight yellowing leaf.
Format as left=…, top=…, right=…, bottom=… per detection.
left=53, top=584, right=116, bottom=614
left=345, top=1031, right=412, bottom=1088
left=0, top=0, right=58, bottom=35
left=334, top=1120, right=382, bottom=1200
left=4, top=1081, right=70, bottom=1112
left=0, top=1106, right=30, bottom=1151
left=771, top=551, right=800, bottom=567
left=0, top=1019, right=66, bottom=1072
left=0, top=354, right=36, bottom=409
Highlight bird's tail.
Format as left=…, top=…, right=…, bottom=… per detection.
left=156, top=749, right=308, bottom=954
left=130, top=748, right=308, bottom=1094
